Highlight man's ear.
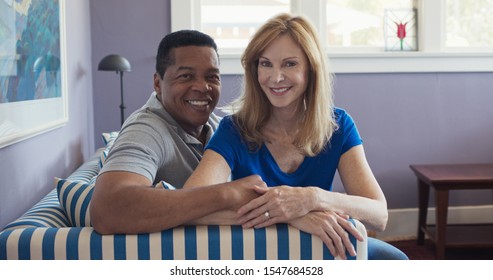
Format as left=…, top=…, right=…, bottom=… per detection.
left=153, top=72, right=161, bottom=93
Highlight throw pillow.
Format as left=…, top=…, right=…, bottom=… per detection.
left=101, top=131, right=119, bottom=146
left=56, top=177, right=94, bottom=227
left=99, top=131, right=118, bottom=168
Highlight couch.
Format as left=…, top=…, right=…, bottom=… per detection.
left=0, top=133, right=368, bottom=260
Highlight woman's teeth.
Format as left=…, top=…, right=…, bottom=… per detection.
left=272, top=87, right=288, bottom=93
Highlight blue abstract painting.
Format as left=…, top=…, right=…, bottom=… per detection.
left=0, top=0, right=61, bottom=103
left=0, top=0, right=67, bottom=148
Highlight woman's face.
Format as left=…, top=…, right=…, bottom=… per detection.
left=257, top=34, right=309, bottom=112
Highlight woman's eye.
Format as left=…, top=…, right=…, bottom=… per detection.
left=285, top=61, right=297, bottom=67
left=259, top=60, right=271, bottom=67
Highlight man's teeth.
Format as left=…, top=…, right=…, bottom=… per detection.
left=272, top=88, right=288, bottom=93
left=188, top=100, right=209, bottom=106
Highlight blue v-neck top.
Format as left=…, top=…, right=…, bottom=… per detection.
left=205, top=108, right=362, bottom=191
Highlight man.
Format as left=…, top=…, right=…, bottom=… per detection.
left=90, top=30, right=265, bottom=234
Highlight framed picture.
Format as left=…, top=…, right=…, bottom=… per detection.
left=0, top=0, right=68, bottom=148
left=384, top=8, right=418, bottom=51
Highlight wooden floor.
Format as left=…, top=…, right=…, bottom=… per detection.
left=389, top=239, right=493, bottom=260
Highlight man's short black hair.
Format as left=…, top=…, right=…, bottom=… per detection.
left=155, top=30, right=218, bottom=78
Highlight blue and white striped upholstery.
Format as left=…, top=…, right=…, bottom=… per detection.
left=0, top=221, right=366, bottom=260
left=0, top=144, right=368, bottom=260
left=101, top=131, right=118, bottom=146
left=1, top=189, right=70, bottom=231
left=56, top=179, right=94, bottom=227
left=66, top=150, right=102, bottom=184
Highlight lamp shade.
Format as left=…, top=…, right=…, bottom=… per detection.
left=98, top=54, right=131, bottom=72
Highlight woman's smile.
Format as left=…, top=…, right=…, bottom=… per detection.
left=270, top=86, right=292, bottom=96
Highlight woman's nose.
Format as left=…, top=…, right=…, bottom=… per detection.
left=271, top=68, right=285, bottom=83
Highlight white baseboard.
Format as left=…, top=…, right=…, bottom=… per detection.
left=376, top=205, right=493, bottom=241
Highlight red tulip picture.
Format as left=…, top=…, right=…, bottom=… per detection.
left=396, top=22, right=407, bottom=50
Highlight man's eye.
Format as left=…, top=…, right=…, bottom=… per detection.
left=179, top=74, right=192, bottom=79
left=209, top=75, right=220, bottom=81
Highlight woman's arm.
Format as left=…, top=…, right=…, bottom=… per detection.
left=317, top=145, right=388, bottom=232
left=184, top=149, right=233, bottom=188
left=237, top=145, right=387, bottom=232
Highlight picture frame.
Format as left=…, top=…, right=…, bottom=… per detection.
left=0, top=0, right=68, bottom=149
left=384, top=8, right=418, bottom=51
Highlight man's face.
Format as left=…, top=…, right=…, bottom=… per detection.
left=154, top=46, right=220, bottom=135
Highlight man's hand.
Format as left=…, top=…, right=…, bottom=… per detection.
left=223, top=175, right=268, bottom=211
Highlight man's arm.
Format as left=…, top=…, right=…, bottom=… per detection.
left=90, top=171, right=265, bottom=234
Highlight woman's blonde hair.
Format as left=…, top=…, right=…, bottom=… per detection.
left=231, top=13, right=337, bottom=156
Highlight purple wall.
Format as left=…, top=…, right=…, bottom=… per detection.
left=2, top=0, right=492, bottom=229
left=91, top=0, right=170, bottom=146
left=333, top=73, right=493, bottom=208
left=0, top=1, right=95, bottom=229
left=90, top=0, right=493, bottom=210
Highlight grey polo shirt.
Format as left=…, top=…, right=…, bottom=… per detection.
left=100, top=91, right=220, bottom=188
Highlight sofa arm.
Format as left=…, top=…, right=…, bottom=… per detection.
left=1, top=189, right=71, bottom=231
left=0, top=221, right=367, bottom=260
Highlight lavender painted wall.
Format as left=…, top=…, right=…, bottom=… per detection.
left=0, top=1, right=95, bottom=229
left=91, top=0, right=170, bottom=147
left=333, top=73, right=493, bottom=208
left=3, top=0, right=491, bottom=230
left=90, top=0, right=493, bottom=210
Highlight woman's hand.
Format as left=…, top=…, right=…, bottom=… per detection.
left=289, top=211, right=365, bottom=260
left=236, top=185, right=316, bottom=228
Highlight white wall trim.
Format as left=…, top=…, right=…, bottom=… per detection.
left=376, top=205, right=493, bottom=241
left=219, top=52, right=493, bottom=74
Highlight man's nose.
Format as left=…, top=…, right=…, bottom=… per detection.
left=192, top=79, right=211, bottom=92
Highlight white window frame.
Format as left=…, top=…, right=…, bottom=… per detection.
left=171, top=0, right=493, bottom=74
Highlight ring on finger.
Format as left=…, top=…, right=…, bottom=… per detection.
left=264, top=211, right=270, bottom=220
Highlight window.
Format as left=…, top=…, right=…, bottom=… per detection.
left=326, top=0, right=415, bottom=50
left=446, top=0, right=493, bottom=48
left=171, top=0, right=493, bottom=73
left=200, top=0, right=290, bottom=50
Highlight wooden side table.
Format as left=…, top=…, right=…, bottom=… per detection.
left=410, top=164, right=493, bottom=259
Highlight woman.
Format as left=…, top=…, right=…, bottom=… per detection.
left=184, top=13, right=408, bottom=260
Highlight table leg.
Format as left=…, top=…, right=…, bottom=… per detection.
left=417, top=180, right=429, bottom=245
left=434, top=189, right=449, bottom=260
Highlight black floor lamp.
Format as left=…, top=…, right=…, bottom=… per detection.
left=98, top=54, right=131, bottom=126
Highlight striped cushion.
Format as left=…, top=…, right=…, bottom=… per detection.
left=155, top=181, right=176, bottom=190
left=99, top=132, right=118, bottom=168
left=66, top=152, right=101, bottom=184
left=0, top=222, right=366, bottom=260
left=54, top=148, right=103, bottom=227
left=1, top=189, right=70, bottom=232
left=56, top=178, right=94, bottom=227
left=55, top=177, right=179, bottom=228
left=101, top=131, right=118, bottom=146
